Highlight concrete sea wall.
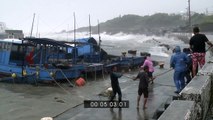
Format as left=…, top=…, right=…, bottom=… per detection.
left=158, top=57, right=213, bottom=120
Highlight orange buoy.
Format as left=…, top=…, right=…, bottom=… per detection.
left=75, top=77, right=86, bottom=86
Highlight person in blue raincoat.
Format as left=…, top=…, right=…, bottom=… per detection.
left=183, top=48, right=192, bottom=84
left=170, top=46, right=189, bottom=94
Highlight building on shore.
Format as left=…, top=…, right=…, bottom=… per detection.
left=0, top=22, right=24, bottom=39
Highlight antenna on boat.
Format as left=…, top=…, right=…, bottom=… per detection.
left=89, top=14, right=92, bottom=37
left=36, top=15, right=40, bottom=38
left=73, top=12, right=77, bottom=64
left=30, top=13, right=35, bottom=38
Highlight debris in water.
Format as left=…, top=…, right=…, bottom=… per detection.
left=56, top=99, right=65, bottom=103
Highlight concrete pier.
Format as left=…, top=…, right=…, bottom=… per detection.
left=158, top=100, right=197, bottom=120
left=180, top=75, right=211, bottom=119
left=159, top=57, right=213, bottom=120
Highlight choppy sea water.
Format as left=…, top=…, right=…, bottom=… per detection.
left=46, top=32, right=186, bottom=57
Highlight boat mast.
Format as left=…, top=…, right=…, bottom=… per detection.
left=88, top=15, right=93, bottom=63
left=30, top=13, right=35, bottom=37
left=22, top=39, right=24, bottom=78
left=73, top=12, right=76, bottom=64
left=98, top=20, right=101, bottom=49
left=67, top=24, right=69, bottom=41
left=98, top=20, right=101, bottom=62
left=74, top=12, right=76, bottom=42
left=36, top=15, right=40, bottom=38
left=89, top=14, right=92, bottom=37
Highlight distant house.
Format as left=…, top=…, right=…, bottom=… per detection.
left=0, top=22, right=6, bottom=33
left=5, top=30, right=24, bottom=39
left=0, top=30, right=24, bottom=39
left=0, top=22, right=24, bottom=39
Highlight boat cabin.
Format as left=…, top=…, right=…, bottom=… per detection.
left=0, top=38, right=85, bottom=82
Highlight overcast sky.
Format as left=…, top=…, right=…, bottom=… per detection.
left=0, top=0, right=213, bottom=34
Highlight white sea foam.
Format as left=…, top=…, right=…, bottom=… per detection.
left=42, top=32, right=183, bottom=44
left=38, top=32, right=185, bottom=56
left=148, top=46, right=170, bottom=57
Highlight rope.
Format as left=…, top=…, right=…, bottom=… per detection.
left=154, top=68, right=173, bottom=78
left=39, top=67, right=71, bottom=94
left=57, top=69, right=75, bottom=87
left=154, top=82, right=175, bottom=87
left=122, top=68, right=173, bottom=80
left=122, top=75, right=133, bottom=79
left=205, top=46, right=213, bottom=52
left=50, top=75, right=71, bottom=95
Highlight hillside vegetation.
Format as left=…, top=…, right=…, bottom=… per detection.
left=72, top=13, right=213, bottom=35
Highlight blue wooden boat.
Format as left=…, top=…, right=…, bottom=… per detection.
left=0, top=38, right=85, bottom=83
left=63, top=37, right=108, bottom=63
left=61, top=37, right=110, bottom=74
left=111, top=56, right=144, bottom=70
left=62, top=37, right=144, bottom=72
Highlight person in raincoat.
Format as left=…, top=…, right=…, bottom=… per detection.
left=170, top=46, right=189, bottom=94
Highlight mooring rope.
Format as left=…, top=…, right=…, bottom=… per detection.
left=154, top=68, right=173, bottom=78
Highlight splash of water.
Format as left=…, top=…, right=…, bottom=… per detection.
left=41, top=32, right=184, bottom=56
left=149, top=46, right=169, bottom=57
left=43, top=32, right=183, bottom=43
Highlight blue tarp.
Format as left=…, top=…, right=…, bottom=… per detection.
left=72, top=37, right=95, bottom=56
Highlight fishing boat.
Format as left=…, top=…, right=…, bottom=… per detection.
left=0, top=37, right=85, bottom=83
left=127, top=50, right=137, bottom=55
left=61, top=37, right=144, bottom=73
left=111, top=56, right=144, bottom=70
left=61, top=37, right=112, bottom=77
left=63, top=37, right=108, bottom=63
left=109, top=50, right=144, bottom=71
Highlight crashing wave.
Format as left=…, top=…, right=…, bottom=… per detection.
left=149, top=46, right=169, bottom=57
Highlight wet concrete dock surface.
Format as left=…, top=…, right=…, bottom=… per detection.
left=0, top=54, right=211, bottom=120
left=54, top=56, right=178, bottom=120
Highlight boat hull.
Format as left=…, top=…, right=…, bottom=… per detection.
left=0, top=64, right=85, bottom=83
